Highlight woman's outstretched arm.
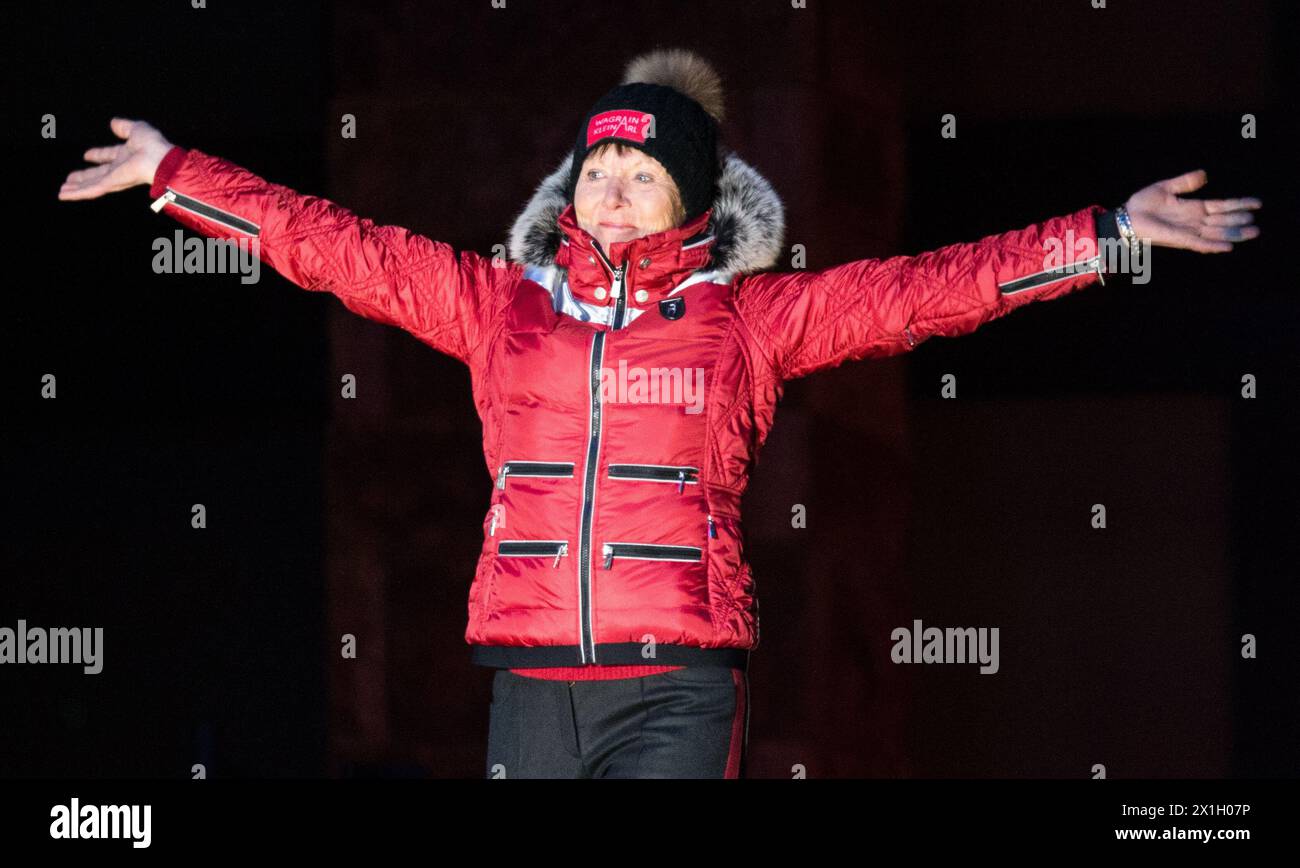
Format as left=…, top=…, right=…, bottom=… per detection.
left=58, top=118, right=514, bottom=367
left=735, top=171, right=1261, bottom=383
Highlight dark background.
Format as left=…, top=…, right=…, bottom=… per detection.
left=3, top=0, right=1295, bottom=778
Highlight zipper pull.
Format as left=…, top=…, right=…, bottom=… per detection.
left=611, top=265, right=625, bottom=298
left=553, top=542, right=568, bottom=569
left=489, top=505, right=501, bottom=537
left=497, top=464, right=509, bottom=490
left=602, top=543, right=614, bottom=569
left=150, top=189, right=176, bottom=213
left=677, top=470, right=686, bottom=493
left=708, top=515, right=717, bottom=539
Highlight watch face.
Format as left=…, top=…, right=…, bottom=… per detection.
left=659, top=297, right=685, bottom=321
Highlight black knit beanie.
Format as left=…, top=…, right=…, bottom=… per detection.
left=565, top=51, right=724, bottom=225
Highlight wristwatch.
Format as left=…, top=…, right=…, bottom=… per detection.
left=1114, top=205, right=1141, bottom=258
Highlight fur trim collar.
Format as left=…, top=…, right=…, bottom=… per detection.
left=507, top=148, right=786, bottom=276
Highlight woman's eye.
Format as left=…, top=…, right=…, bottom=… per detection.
left=587, top=170, right=603, bottom=180
left=636, top=173, right=652, bottom=183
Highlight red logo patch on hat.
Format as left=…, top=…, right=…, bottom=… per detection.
left=586, top=110, right=655, bottom=148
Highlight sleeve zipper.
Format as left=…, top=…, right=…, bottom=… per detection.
left=150, top=187, right=261, bottom=236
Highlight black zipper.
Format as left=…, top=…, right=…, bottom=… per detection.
left=602, top=542, right=703, bottom=569
left=575, top=239, right=631, bottom=662
left=591, top=239, right=628, bottom=329
left=496, top=460, right=576, bottom=489
left=607, top=463, right=699, bottom=492
left=611, top=263, right=627, bottom=328
left=577, top=331, right=606, bottom=663
left=497, top=540, right=569, bottom=568
left=150, top=187, right=261, bottom=236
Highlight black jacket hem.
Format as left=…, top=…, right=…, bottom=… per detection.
left=470, top=643, right=751, bottom=670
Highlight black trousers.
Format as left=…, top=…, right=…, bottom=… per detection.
left=485, top=666, right=749, bottom=778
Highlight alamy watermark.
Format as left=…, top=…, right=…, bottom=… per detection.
left=0, top=620, right=103, bottom=674
left=152, top=231, right=260, bottom=284
left=891, top=619, right=999, bottom=674
left=1045, top=230, right=1151, bottom=285
left=599, top=360, right=705, bottom=414
left=50, top=798, right=150, bottom=848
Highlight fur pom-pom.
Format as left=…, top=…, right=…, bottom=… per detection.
left=622, top=48, right=725, bottom=123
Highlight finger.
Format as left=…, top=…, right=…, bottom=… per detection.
left=1196, top=224, right=1261, bottom=242
left=64, top=164, right=111, bottom=183
left=83, top=145, right=123, bottom=164
left=58, top=183, right=103, bottom=200
left=1159, top=169, right=1208, bottom=196
left=110, top=117, right=134, bottom=140
left=1202, top=211, right=1256, bottom=228
left=59, top=163, right=127, bottom=197
left=61, top=164, right=112, bottom=188
left=57, top=178, right=111, bottom=200
left=1200, top=197, right=1263, bottom=214
left=1180, top=231, right=1232, bottom=253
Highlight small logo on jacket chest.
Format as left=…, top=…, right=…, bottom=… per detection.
left=658, top=297, right=686, bottom=321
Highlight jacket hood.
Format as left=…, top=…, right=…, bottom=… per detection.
left=507, top=147, right=786, bottom=277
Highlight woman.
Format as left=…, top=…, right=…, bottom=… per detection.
left=58, top=49, right=1261, bottom=779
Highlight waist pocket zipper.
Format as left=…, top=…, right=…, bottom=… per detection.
left=497, top=540, right=569, bottom=568
left=607, top=464, right=699, bottom=494
left=497, top=461, right=576, bottom=489
left=602, top=542, right=703, bottom=569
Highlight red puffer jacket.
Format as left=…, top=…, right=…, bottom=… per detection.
left=148, top=144, right=1111, bottom=673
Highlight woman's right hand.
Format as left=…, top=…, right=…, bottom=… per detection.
left=57, top=117, right=175, bottom=201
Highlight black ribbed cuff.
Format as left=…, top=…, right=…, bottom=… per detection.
left=1093, top=207, right=1131, bottom=281
left=1094, top=208, right=1120, bottom=246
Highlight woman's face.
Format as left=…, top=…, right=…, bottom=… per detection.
left=574, top=144, right=684, bottom=254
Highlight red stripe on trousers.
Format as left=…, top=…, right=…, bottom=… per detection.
left=725, top=668, right=746, bottom=779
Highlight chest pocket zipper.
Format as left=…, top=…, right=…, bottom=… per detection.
left=602, top=542, right=703, bottom=569
left=607, top=464, right=699, bottom=493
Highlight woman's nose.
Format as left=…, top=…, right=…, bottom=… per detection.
left=602, top=181, right=628, bottom=206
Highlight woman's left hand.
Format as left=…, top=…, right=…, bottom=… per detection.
left=1124, top=169, right=1261, bottom=254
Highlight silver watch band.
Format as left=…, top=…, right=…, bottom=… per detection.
left=1114, top=205, right=1141, bottom=257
